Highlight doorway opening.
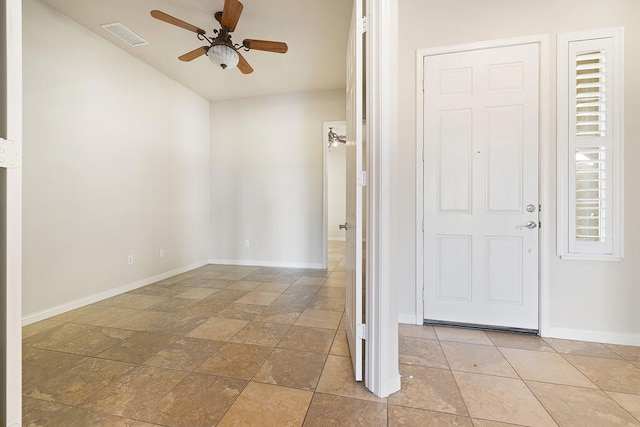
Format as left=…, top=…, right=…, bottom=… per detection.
left=323, top=120, right=347, bottom=269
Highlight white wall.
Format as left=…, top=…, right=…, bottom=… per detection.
left=327, top=125, right=347, bottom=241
left=210, top=91, right=346, bottom=268
left=22, top=0, right=211, bottom=320
left=398, top=0, right=640, bottom=344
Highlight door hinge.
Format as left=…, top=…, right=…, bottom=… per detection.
left=357, top=171, right=368, bottom=187
left=0, top=138, right=19, bottom=169
left=361, top=16, right=367, bottom=34
left=421, top=219, right=424, bottom=232
left=357, top=323, right=367, bottom=340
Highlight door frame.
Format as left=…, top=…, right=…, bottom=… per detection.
left=322, top=120, right=347, bottom=270
left=363, top=0, right=401, bottom=398
left=2, top=0, right=22, bottom=424
left=415, top=35, right=550, bottom=335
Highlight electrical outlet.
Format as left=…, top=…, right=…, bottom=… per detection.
left=245, top=240, right=250, bottom=247
left=127, top=255, right=134, bottom=264
left=159, top=249, right=165, bottom=258
left=254, top=240, right=259, bottom=248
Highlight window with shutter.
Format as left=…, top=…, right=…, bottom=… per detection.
left=558, top=28, right=624, bottom=259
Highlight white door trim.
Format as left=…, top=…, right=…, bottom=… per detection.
left=364, top=0, right=401, bottom=398
left=415, top=34, right=550, bottom=335
left=2, top=0, right=23, bottom=424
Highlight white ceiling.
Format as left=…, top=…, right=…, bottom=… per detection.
left=40, top=0, right=354, bottom=101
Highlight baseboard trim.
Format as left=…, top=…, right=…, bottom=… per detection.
left=397, top=316, right=640, bottom=346
left=542, top=326, right=640, bottom=346
left=22, top=260, right=209, bottom=326
left=209, top=259, right=324, bottom=270
left=328, top=237, right=347, bottom=242
left=398, top=313, right=421, bottom=325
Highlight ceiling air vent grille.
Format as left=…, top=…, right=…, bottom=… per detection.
left=101, top=22, right=148, bottom=46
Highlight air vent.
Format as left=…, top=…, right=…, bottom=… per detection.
left=101, top=22, right=148, bottom=46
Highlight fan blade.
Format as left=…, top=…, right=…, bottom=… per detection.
left=237, top=52, right=253, bottom=74
left=179, top=46, right=208, bottom=62
left=151, top=10, right=205, bottom=35
left=221, top=0, right=243, bottom=32
left=242, top=39, right=288, bottom=54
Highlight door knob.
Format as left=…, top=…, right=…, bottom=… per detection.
left=339, top=223, right=348, bottom=230
left=517, top=221, right=538, bottom=230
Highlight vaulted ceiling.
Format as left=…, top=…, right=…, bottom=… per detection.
left=40, top=0, right=354, bottom=101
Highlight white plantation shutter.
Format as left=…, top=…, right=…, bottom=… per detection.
left=573, top=147, right=608, bottom=245
left=574, top=51, right=606, bottom=137
left=558, top=28, right=623, bottom=259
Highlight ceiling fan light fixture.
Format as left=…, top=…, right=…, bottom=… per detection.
left=151, top=0, right=286, bottom=75
left=208, top=44, right=239, bottom=70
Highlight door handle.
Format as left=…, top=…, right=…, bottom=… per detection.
left=516, top=221, right=538, bottom=230
left=339, top=223, right=348, bottom=230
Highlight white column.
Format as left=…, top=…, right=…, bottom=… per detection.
left=365, top=0, right=401, bottom=398
left=2, top=0, right=23, bottom=424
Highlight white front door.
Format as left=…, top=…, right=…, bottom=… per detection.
left=423, top=42, right=540, bottom=330
left=345, top=0, right=364, bottom=380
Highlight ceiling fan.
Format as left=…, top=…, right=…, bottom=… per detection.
left=151, top=0, right=288, bottom=74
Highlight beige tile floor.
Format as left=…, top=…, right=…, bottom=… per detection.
left=22, top=241, right=640, bottom=426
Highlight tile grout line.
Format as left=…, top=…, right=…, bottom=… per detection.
left=555, top=350, right=640, bottom=423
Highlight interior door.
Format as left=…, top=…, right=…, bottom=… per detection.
left=1, top=0, right=23, bottom=424
left=423, top=43, right=540, bottom=330
left=345, top=0, right=364, bottom=381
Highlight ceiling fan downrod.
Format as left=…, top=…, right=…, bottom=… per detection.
left=196, top=30, right=246, bottom=52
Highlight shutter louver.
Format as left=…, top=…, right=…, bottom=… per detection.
left=575, top=51, right=606, bottom=137
left=575, top=147, right=607, bottom=242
